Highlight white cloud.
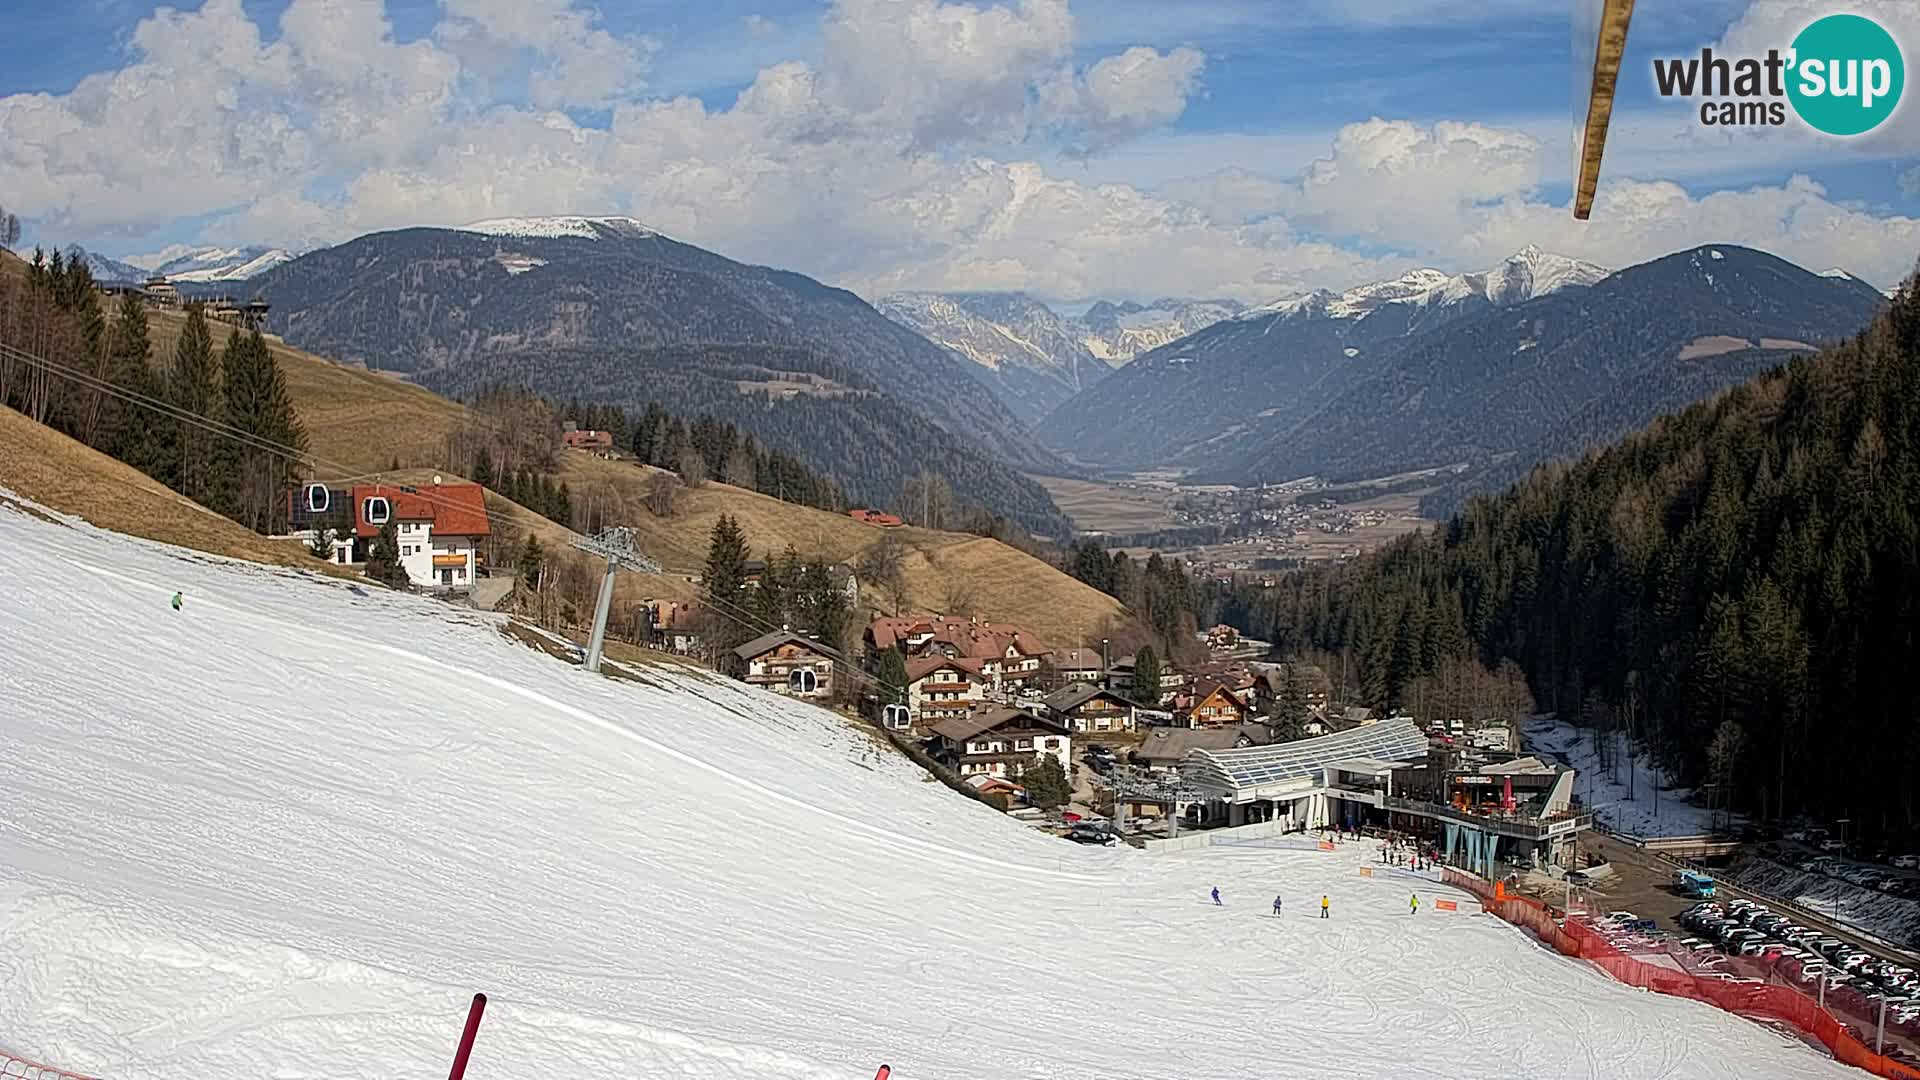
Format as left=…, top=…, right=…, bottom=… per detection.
left=3, top=0, right=1918, bottom=305
left=437, top=0, right=657, bottom=110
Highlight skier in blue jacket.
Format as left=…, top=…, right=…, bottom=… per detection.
left=1211, top=886, right=1222, bottom=906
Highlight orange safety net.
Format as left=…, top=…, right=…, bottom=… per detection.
left=1442, top=868, right=1920, bottom=1079
left=2, top=1048, right=100, bottom=1080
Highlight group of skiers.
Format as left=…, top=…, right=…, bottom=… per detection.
left=1209, top=887, right=1422, bottom=917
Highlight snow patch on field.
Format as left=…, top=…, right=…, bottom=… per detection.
left=0, top=497, right=1858, bottom=1079
left=1522, top=716, right=1729, bottom=839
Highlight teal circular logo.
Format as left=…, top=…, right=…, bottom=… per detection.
left=1787, top=14, right=1904, bottom=136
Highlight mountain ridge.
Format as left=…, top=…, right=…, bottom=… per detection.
left=246, top=224, right=1074, bottom=535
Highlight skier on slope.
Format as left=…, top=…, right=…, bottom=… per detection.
left=1272, top=895, right=1284, bottom=917
left=171, top=591, right=182, bottom=611
left=1410, top=893, right=1420, bottom=915
left=1320, top=895, right=1330, bottom=919
left=1211, top=886, right=1222, bottom=906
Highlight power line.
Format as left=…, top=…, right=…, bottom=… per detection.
left=3, top=336, right=927, bottom=701
left=2, top=340, right=577, bottom=539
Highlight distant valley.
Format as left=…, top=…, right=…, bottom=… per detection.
left=876, top=291, right=1242, bottom=422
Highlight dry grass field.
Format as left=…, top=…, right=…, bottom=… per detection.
left=1032, top=474, right=1178, bottom=533
left=0, top=405, right=358, bottom=579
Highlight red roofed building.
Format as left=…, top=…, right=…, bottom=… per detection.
left=866, top=614, right=1050, bottom=693
left=350, top=481, right=491, bottom=590
left=562, top=429, right=615, bottom=453
left=848, top=509, right=903, bottom=527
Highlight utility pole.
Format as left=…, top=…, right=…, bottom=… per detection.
left=571, top=526, right=663, bottom=674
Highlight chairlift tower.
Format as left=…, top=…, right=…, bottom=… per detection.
left=571, top=526, right=662, bottom=674
left=1099, top=766, right=1212, bottom=839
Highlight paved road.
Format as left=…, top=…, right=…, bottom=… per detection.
left=1580, top=830, right=1920, bottom=966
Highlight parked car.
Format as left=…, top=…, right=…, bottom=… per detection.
left=1820, top=838, right=1847, bottom=852
left=1893, top=854, right=1920, bottom=870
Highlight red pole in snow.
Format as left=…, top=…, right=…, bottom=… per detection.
left=874, top=1066, right=891, bottom=1080
left=448, top=993, right=488, bottom=1080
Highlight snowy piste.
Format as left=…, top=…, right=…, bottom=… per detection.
left=0, top=495, right=1856, bottom=1080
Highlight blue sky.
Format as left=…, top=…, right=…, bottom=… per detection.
left=3, top=0, right=1918, bottom=301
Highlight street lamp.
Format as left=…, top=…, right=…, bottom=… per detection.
left=1101, top=638, right=1110, bottom=687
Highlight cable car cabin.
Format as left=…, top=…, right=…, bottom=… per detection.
left=732, top=631, right=843, bottom=700
left=881, top=703, right=912, bottom=731
left=1674, top=870, right=1716, bottom=899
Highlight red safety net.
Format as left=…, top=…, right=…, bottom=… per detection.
left=1443, top=868, right=1920, bottom=1079
left=1, top=1048, right=100, bottom=1080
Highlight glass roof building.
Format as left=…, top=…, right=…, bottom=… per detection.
left=1181, top=718, right=1430, bottom=800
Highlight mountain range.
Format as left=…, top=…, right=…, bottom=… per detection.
left=876, top=291, right=1242, bottom=422
left=244, top=217, right=1074, bottom=536
left=1040, top=246, right=1609, bottom=473
left=1038, top=245, right=1886, bottom=512
left=78, top=244, right=297, bottom=285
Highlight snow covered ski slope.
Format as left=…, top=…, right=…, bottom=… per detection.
left=0, top=495, right=1858, bottom=1079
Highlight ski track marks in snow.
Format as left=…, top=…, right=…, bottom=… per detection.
left=57, top=550, right=1100, bottom=890
left=0, top=492, right=1865, bottom=1080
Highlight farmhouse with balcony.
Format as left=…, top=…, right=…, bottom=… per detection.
left=926, top=707, right=1072, bottom=780
left=1040, top=683, right=1141, bottom=735
left=733, top=631, right=843, bottom=699
left=905, top=656, right=991, bottom=727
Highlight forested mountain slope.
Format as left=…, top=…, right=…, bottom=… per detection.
left=248, top=223, right=1070, bottom=532
left=1240, top=278, right=1920, bottom=838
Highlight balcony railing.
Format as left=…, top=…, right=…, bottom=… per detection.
left=1380, top=796, right=1595, bottom=840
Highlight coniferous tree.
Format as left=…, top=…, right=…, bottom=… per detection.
left=104, top=289, right=172, bottom=481
left=877, top=646, right=910, bottom=707
left=1020, top=754, right=1072, bottom=810
left=701, top=514, right=751, bottom=658
left=521, top=534, right=546, bottom=589
left=166, top=303, right=220, bottom=507
left=1275, top=664, right=1309, bottom=740
left=307, top=523, right=335, bottom=561
left=1131, top=645, right=1162, bottom=706
left=219, top=326, right=305, bottom=533
left=365, top=519, right=409, bottom=588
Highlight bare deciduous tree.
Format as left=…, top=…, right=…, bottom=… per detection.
left=648, top=471, right=679, bottom=517
left=677, top=445, right=708, bottom=488
left=856, top=533, right=909, bottom=614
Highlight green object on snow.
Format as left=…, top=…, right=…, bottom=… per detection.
left=171, top=592, right=182, bottom=611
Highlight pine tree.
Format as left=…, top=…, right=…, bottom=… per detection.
left=521, top=534, right=546, bottom=589
left=1275, top=664, right=1309, bottom=740
left=1131, top=645, right=1162, bottom=706
left=219, top=326, right=306, bottom=533
left=1020, top=753, right=1071, bottom=810
left=307, top=523, right=335, bottom=561
left=166, top=304, right=220, bottom=507
left=701, top=515, right=751, bottom=658
left=877, top=646, right=909, bottom=707
left=365, top=518, right=410, bottom=589
left=104, top=290, right=172, bottom=482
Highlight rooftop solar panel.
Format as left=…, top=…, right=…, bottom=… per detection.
left=1181, top=719, right=1429, bottom=793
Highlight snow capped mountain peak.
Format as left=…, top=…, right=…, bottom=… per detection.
left=118, top=244, right=298, bottom=283
left=458, top=215, right=657, bottom=241
left=1819, top=267, right=1853, bottom=280
left=1239, top=248, right=1609, bottom=325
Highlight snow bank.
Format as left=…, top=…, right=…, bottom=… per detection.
left=0, top=497, right=1856, bottom=1079
left=1522, top=716, right=1731, bottom=839
left=1722, top=855, right=1920, bottom=950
